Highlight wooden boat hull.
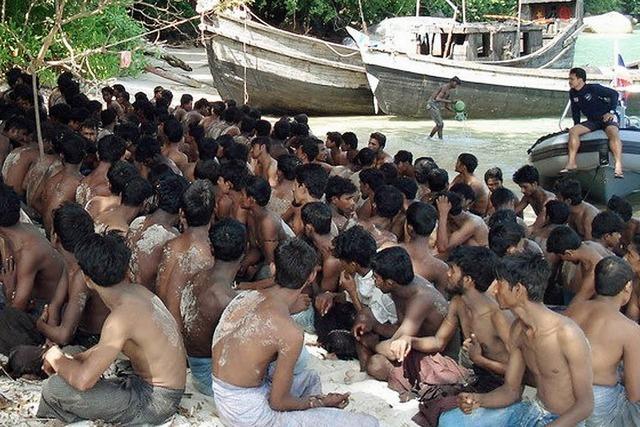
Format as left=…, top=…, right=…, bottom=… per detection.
left=201, top=14, right=374, bottom=116
left=529, top=128, right=640, bottom=203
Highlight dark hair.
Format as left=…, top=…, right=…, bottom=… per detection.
left=157, top=174, right=190, bottom=214
left=134, top=136, right=161, bottom=164
left=546, top=225, right=582, bottom=254
left=251, top=135, right=271, bottom=150
left=275, top=238, right=319, bottom=289
left=591, top=211, right=624, bottom=239
left=301, top=201, right=332, bottom=235
left=180, top=94, right=193, bottom=106
left=379, top=163, right=399, bottom=184
left=59, top=133, right=86, bottom=165
left=210, top=101, right=225, bottom=117
left=107, top=161, right=139, bottom=196
left=513, top=165, right=539, bottom=185
left=595, top=256, right=633, bottom=296
left=374, top=185, right=403, bottom=218
left=97, top=135, right=126, bottom=163
left=415, top=161, right=438, bottom=185
left=300, top=138, right=319, bottom=161
left=450, top=76, right=462, bottom=85
left=193, top=98, right=208, bottom=112
left=394, top=150, right=413, bottom=165
left=484, top=167, right=503, bottom=183
left=244, top=175, right=271, bottom=207
left=240, top=116, right=256, bottom=134
left=0, top=184, right=21, bottom=227
left=277, top=154, right=302, bottom=181
left=359, top=168, right=385, bottom=192
left=494, top=252, right=550, bottom=302
left=427, top=168, right=449, bottom=192
left=369, top=132, right=386, bottom=148
left=354, top=147, right=376, bottom=168
left=332, top=225, right=376, bottom=268
left=607, top=195, right=632, bottom=222
left=223, top=142, right=249, bottom=163
left=545, top=200, right=570, bottom=225
left=197, top=137, right=218, bottom=161
left=325, top=176, right=357, bottom=203
left=69, top=107, right=89, bottom=124
left=372, top=247, right=414, bottom=285
left=121, top=177, right=153, bottom=207
left=182, top=180, right=215, bottom=227
left=570, top=67, right=587, bottom=82
left=114, top=122, right=140, bottom=146
left=163, top=119, right=183, bottom=143
left=100, top=108, right=117, bottom=128
left=4, top=115, right=31, bottom=133
left=557, top=179, right=583, bottom=205
left=76, top=232, right=131, bottom=287
left=434, top=191, right=462, bottom=216
left=487, top=209, right=518, bottom=229
left=450, top=183, right=476, bottom=204
left=342, top=132, right=358, bottom=150
left=295, top=163, right=328, bottom=199
left=326, top=132, right=343, bottom=147
left=490, top=187, right=517, bottom=209
left=392, top=176, right=418, bottom=200
left=210, top=218, right=246, bottom=262
left=457, top=153, right=478, bottom=173
left=188, top=123, right=205, bottom=143
left=194, top=159, right=221, bottom=184
left=272, top=118, right=291, bottom=140
left=223, top=106, right=242, bottom=124
left=489, top=221, right=525, bottom=257
left=53, top=202, right=94, bottom=253
left=448, top=246, right=498, bottom=292
left=406, top=201, right=437, bottom=236
left=49, top=104, right=71, bottom=124
left=220, top=160, right=249, bottom=191
left=255, top=119, right=271, bottom=137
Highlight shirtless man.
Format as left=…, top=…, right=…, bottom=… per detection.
left=41, top=133, right=85, bottom=235
left=250, top=136, right=278, bottom=187
left=607, top=195, right=640, bottom=248
left=394, top=150, right=415, bottom=179
left=359, top=185, right=405, bottom=246
left=267, top=154, right=301, bottom=217
left=513, top=165, right=555, bottom=229
left=157, top=180, right=215, bottom=325
left=36, top=203, right=106, bottom=347
left=161, top=119, right=189, bottom=175
left=356, top=168, right=385, bottom=221
left=624, top=235, right=640, bottom=322
left=547, top=225, right=611, bottom=305
left=450, top=153, right=490, bottom=215
left=325, top=176, right=358, bottom=233
left=0, top=184, right=64, bottom=311
left=353, top=246, right=452, bottom=381
left=85, top=160, right=139, bottom=218
left=211, top=238, right=378, bottom=426
left=557, top=179, right=600, bottom=240
left=0, top=115, right=31, bottom=167
left=435, top=192, right=489, bottom=256
left=37, top=232, right=186, bottom=425
left=282, top=163, right=329, bottom=236
left=127, top=174, right=188, bottom=290
left=591, top=210, right=624, bottom=254
left=1, top=130, right=39, bottom=197
left=182, top=218, right=246, bottom=396
left=368, top=132, right=393, bottom=167
left=325, top=132, right=347, bottom=166
left=94, top=176, right=152, bottom=233
left=215, top=160, right=249, bottom=222
left=565, top=256, right=640, bottom=426
left=440, top=252, right=593, bottom=426
left=530, top=199, right=570, bottom=250
left=392, top=246, right=511, bottom=386
left=489, top=221, right=543, bottom=257
left=427, top=77, right=461, bottom=140
left=75, top=135, right=126, bottom=206
left=401, top=201, right=449, bottom=294
left=239, top=175, right=290, bottom=280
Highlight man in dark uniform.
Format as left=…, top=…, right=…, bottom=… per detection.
left=562, top=67, right=623, bottom=178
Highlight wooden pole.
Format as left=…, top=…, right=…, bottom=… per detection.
left=444, top=10, right=458, bottom=59
left=416, top=0, right=420, bottom=17
left=31, top=68, right=44, bottom=157
left=515, top=0, right=523, bottom=58
left=462, top=0, right=466, bottom=23
left=357, top=0, right=367, bottom=32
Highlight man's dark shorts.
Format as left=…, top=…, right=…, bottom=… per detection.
left=579, top=116, right=619, bottom=131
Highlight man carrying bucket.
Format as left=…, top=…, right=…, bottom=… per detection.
left=427, top=76, right=462, bottom=140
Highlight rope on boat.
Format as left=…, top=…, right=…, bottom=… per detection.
left=242, top=5, right=249, bottom=104
left=245, top=8, right=361, bottom=59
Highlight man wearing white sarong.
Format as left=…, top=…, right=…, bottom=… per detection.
left=211, top=238, right=379, bottom=427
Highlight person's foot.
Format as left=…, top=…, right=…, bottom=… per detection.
left=344, top=369, right=368, bottom=384
left=559, top=164, right=578, bottom=174
left=615, top=164, right=624, bottom=179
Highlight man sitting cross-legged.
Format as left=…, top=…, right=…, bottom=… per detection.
left=211, top=238, right=379, bottom=426
left=565, top=256, right=640, bottom=426
left=391, top=246, right=512, bottom=391
left=37, top=232, right=186, bottom=425
left=439, top=252, right=593, bottom=427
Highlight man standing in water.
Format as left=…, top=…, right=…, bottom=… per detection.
left=427, top=76, right=461, bottom=140
left=211, top=238, right=379, bottom=426
left=562, top=67, right=624, bottom=178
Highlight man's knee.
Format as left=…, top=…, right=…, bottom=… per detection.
left=366, top=354, right=391, bottom=381
left=41, top=375, right=72, bottom=402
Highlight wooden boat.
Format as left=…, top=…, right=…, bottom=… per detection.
left=348, top=27, right=640, bottom=119
left=199, top=11, right=374, bottom=116
left=529, top=128, right=640, bottom=203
